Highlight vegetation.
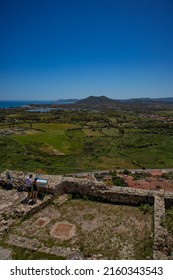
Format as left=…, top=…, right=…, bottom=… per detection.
left=165, top=207, right=173, bottom=235
left=138, top=204, right=153, bottom=214
left=8, top=198, right=153, bottom=259
left=0, top=101, right=173, bottom=174
left=11, top=246, right=65, bottom=260
left=109, top=171, right=127, bottom=187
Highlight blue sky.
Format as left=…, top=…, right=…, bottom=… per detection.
left=0, top=0, right=173, bottom=100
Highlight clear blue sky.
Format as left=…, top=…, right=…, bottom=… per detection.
left=0, top=0, right=173, bottom=100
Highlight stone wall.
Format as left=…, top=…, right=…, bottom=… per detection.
left=58, top=178, right=172, bottom=259
left=153, top=193, right=168, bottom=259
left=61, top=179, right=155, bottom=206
left=7, top=234, right=81, bottom=259
left=1, top=171, right=173, bottom=259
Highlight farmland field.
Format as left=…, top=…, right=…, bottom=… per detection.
left=0, top=106, right=173, bottom=174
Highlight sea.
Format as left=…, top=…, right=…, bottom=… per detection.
left=0, top=100, right=72, bottom=109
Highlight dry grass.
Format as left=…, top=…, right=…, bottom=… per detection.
left=9, top=198, right=153, bottom=259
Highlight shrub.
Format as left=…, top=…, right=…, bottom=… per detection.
left=122, top=169, right=131, bottom=175
left=139, top=204, right=153, bottom=214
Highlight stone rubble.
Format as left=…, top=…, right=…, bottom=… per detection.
left=7, top=234, right=82, bottom=259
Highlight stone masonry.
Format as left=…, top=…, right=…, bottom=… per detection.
left=1, top=171, right=173, bottom=259
left=153, top=193, right=168, bottom=259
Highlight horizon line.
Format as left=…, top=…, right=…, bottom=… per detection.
left=0, top=95, right=173, bottom=102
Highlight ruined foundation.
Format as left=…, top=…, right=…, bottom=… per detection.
left=0, top=171, right=173, bottom=259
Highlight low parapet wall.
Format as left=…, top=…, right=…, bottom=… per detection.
left=61, top=179, right=155, bottom=206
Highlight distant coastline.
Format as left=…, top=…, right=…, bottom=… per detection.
left=0, top=100, right=76, bottom=109
left=0, top=96, right=173, bottom=109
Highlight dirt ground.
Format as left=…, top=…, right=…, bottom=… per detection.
left=5, top=195, right=153, bottom=259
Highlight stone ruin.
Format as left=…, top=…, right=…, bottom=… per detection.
left=0, top=170, right=173, bottom=260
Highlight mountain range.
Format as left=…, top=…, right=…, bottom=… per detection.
left=57, top=96, right=173, bottom=105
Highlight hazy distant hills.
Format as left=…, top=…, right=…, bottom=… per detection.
left=75, top=95, right=118, bottom=106
left=55, top=98, right=79, bottom=103
left=151, top=97, right=173, bottom=103
left=54, top=96, right=173, bottom=110
left=120, top=97, right=173, bottom=103
left=57, top=96, right=173, bottom=105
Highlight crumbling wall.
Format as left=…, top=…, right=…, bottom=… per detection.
left=61, top=179, right=155, bottom=206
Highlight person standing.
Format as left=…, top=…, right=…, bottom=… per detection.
left=6, top=171, right=12, bottom=190
left=25, top=174, right=33, bottom=200
left=32, top=177, right=39, bottom=202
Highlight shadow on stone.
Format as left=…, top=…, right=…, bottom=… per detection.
left=28, top=200, right=36, bottom=205
left=21, top=198, right=29, bottom=204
